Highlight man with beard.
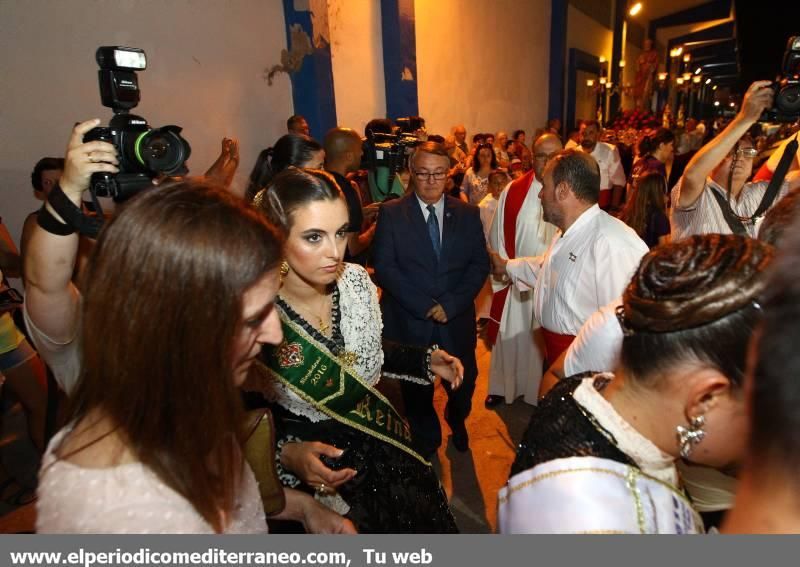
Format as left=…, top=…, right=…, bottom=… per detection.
left=577, top=120, right=626, bottom=211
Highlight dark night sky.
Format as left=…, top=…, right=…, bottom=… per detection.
left=735, top=0, right=798, bottom=91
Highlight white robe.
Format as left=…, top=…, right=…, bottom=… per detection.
left=487, top=177, right=557, bottom=404
left=475, top=194, right=499, bottom=319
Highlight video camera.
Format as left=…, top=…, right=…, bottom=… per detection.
left=762, top=36, right=800, bottom=123
left=361, top=117, right=424, bottom=201
left=83, top=47, right=191, bottom=201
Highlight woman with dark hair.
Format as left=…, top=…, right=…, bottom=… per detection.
left=499, top=234, right=773, bottom=533
left=245, top=134, right=324, bottom=201
left=461, top=143, right=497, bottom=205
left=725, top=220, right=800, bottom=533
left=29, top=120, right=354, bottom=534
left=619, top=171, right=671, bottom=248
left=630, top=127, right=675, bottom=188
left=245, top=168, right=460, bottom=533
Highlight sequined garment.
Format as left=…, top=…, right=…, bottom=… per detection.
left=510, top=374, right=637, bottom=478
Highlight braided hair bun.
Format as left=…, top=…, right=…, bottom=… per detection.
left=622, top=234, right=773, bottom=334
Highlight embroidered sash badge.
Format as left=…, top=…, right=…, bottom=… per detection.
left=277, top=341, right=304, bottom=368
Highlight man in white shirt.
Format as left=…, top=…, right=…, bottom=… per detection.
left=671, top=81, right=800, bottom=240
left=484, top=134, right=560, bottom=407
left=490, top=150, right=648, bottom=365
left=577, top=121, right=626, bottom=210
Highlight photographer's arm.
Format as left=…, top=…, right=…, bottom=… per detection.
left=25, top=119, right=118, bottom=342
left=678, top=81, right=774, bottom=208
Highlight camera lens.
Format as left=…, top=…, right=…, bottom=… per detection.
left=134, top=127, right=191, bottom=176
left=776, top=83, right=800, bottom=114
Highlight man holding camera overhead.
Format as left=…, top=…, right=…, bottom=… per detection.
left=671, top=81, right=800, bottom=239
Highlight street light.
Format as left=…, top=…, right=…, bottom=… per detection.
left=705, top=78, right=712, bottom=85
left=629, top=3, right=643, bottom=16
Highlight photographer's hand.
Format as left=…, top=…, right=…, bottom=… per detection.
left=740, top=81, right=775, bottom=123
left=59, top=119, right=119, bottom=204
left=24, top=120, right=118, bottom=363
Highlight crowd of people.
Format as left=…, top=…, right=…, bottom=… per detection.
left=2, top=78, right=800, bottom=534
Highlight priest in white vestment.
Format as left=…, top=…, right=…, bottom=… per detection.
left=485, top=135, right=560, bottom=405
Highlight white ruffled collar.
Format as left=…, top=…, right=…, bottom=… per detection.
left=573, top=374, right=678, bottom=486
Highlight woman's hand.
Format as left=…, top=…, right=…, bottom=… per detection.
left=60, top=119, right=119, bottom=200
left=300, top=495, right=358, bottom=534
left=430, top=349, right=464, bottom=390
left=279, top=488, right=358, bottom=534
left=280, top=441, right=357, bottom=489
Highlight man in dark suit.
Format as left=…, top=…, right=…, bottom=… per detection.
left=373, top=141, right=489, bottom=455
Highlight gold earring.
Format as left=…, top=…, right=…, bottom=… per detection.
left=280, top=261, right=290, bottom=277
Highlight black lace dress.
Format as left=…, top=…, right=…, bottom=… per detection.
left=246, top=264, right=458, bottom=534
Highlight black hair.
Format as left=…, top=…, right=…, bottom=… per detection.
left=254, top=168, right=343, bottom=233
left=31, top=157, right=65, bottom=191
left=473, top=143, right=498, bottom=170
left=365, top=118, right=394, bottom=137
left=245, top=134, right=322, bottom=202
left=549, top=149, right=600, bottom=203
left=619, top=234, right=773, bottom=389
left=512, top=130, right=526, bottom=141
left=638, top=128, right=675, bottom=156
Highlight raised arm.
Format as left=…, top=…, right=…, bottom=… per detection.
left=678, top=81, right=774, bottom=208
left=24, top=119, right=118, bottom=341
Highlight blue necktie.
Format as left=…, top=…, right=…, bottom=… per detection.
left=427, top=204, right=441, bottom=260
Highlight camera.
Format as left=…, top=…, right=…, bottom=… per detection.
left=361, top=117, right=424, bottom=201
left=83, top=47, right=191, bottom=201
left=762, top=36, right=800, bottom=123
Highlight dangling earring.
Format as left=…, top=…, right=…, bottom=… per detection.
left=676, top=415, right=706, bottom=458
left=280, top=261, right=290, bottom=278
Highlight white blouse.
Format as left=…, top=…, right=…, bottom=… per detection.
left=37, top=429, right=267, bottom=534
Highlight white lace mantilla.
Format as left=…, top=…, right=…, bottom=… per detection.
left=266, top=264, right=385, bottom=422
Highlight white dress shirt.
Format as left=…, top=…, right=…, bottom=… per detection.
left=580, top=142, right=626, bottom=190
left=505, top=205, right=648, bottom=335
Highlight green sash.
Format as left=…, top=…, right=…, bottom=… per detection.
left=259, top=316, right=430, bottom=466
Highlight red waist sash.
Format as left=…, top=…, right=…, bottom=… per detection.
left=541, top=328, right=576, bottom=364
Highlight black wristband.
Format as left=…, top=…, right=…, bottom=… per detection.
left=37, top=204, right=75, bottom=236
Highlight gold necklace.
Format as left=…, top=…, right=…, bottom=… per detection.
left=281, top=291, right=331, bottom=335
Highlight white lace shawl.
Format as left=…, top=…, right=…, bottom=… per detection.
left=266, top=264, right=385, bottom=422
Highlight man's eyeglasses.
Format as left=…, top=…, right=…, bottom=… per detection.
left=734, top=148, right=758, bottom=158
left=413, top=170, right=448, bottom=181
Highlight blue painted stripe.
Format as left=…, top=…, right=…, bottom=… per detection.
left=381, top=0, right=419, bottom=120
left=282, top=0, right=337, bottom=139
left=548, top=0, right=568, bottom=126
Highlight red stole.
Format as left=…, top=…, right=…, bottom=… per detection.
left=486, top=170, right=535, bottom=346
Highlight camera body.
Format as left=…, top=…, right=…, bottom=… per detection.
left=83, top=47, right=191, bottom=201
left=762, top=36, right=800, bottom=123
